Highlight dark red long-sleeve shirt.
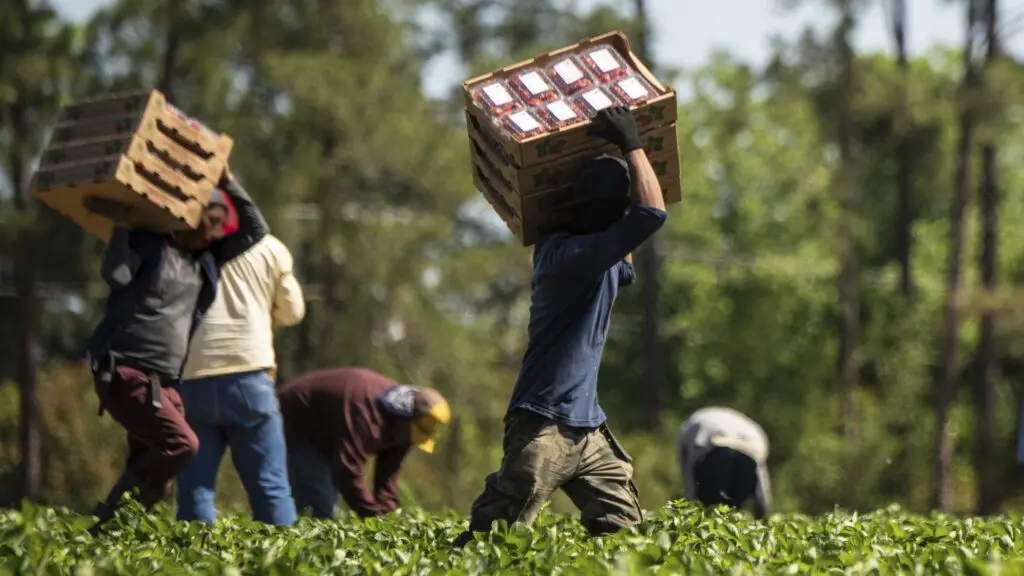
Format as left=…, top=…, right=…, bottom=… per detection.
left=278, top=367, right=411, bottom=517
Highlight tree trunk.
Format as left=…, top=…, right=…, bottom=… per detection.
left=892, top=0, right=914, bottom=299
left=836, top=0, right=860, bottom=436
left=933, top=0, right=978, bottom=513
left=975, top=0, right=999, bottom=516
left=632, top=0, right=668, bottom=429
left=8, top=88, right=42, bottom=503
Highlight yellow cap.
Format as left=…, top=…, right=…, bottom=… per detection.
left=410, top=388, right=451, bottom=454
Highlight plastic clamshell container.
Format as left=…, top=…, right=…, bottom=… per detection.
left=579, top=44, right=631, bottom=83
left=470, top=80, right=523, bottom=117
left=535, top=99, right=586, bottom=130
left=499, top=109, right=549, bottom=141
left=608, top=74, right=658, bottom=106
left=545, top=55, right=595, bottom=95
left=574, top=86, right=621, bottom=117
left=507, top=68, right=560, bottom=106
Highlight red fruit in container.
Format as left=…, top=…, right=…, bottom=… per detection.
left=536, top=99, right=585, bottom=130
left=471, top=80, right=522, bottom=117
left=609, top=75, right=658, bottom=106
left=580, top=45, right=630, bottom=83
left=508, top=68, right=559, bottom=106
left=500, top=109, right=548, bottom=141
left=545, top=56, right=593, bottom=95
left=574, top=86, right=620, bottom=118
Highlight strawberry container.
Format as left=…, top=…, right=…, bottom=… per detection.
left=462, top=31, right=678, bottom=167
left=580, top=44, right=631, bottom=83
left=499, top=109, right=549, bottom=141
left=574, top=87, right=620, bottom=117
left=535, top=99, right=586, bottom=130
left=545, top=56, right=594, bottom=95
left=507, top=68, right=560, bottom=106
left=471, top=80, right=523, bottom=117
left=609, top=75, right=657, bottom=106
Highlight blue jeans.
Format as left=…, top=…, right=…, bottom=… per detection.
left=287, top=437, right=337, bottom=519
left=176, top=370, right=297, bottom=526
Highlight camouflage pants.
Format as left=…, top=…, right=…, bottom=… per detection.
left=456, top=409, right=642, bottom=544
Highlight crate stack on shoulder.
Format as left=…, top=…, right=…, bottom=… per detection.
left=462, top=30, right=681, bottom=246
left=30, top=89, right=234, bottom=242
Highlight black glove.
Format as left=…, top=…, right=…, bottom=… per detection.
left=587, top=106, right=642, bottom=154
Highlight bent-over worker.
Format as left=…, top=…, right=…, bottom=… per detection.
left=175, top=229, right=306, bottom=526
left=277, top=366, right=451, bottom=519
left=676, top=407, right=772, bottom=519
left=454, top=106, right=668, bottom=547
left=85, top=167, right=269, bottom=530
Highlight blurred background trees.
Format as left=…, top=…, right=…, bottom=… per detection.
left=2, top=0, right=1024, bottom=517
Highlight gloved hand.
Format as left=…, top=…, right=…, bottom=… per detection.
left=587, top=106, right=642, bottom=154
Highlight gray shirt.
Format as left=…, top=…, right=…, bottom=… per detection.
left=104, top=243, right=203, bottom=377
left=677, top=407, right=772, bottom=517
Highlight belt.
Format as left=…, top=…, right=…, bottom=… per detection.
left=93, top=354, right=179, bottom=416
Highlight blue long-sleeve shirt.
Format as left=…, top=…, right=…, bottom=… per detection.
left=507, top=205, right=668, bottom=428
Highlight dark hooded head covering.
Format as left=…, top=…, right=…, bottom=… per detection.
left=560, top=154, right=631, bottom=235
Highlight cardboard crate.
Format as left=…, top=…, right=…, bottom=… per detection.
left=49, top=90, right=234, bottom=162
left=463, top=31, right=677, bottom=168
left=468, top=114, right=678, bottom=197
left=471, top=143, right=681, bottom=246
left=31, top=153, right=208, bottom=243
left=38, top=127, right=224, bottom=186
left=31, top=89, right=234, bottom=241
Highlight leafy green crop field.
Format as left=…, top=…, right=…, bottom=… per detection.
left=1, top=501, right=1023, bottom=575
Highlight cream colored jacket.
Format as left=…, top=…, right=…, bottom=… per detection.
left=182, top=234, right=305, bottom=380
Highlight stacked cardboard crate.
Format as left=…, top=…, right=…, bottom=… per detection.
left=463, top=31, right=680, bottom=246
left=30, top=89, right=234, bottom=242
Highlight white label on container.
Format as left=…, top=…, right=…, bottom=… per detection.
left=553, top=60, right=584, bottom=84
left=546, top=100, right=579, bottom=122
left=589, top=48, right=621, bottom=73
left=618, top=77, right=649, bottom=100
left=482, top=83, right=513, bottom=106
left=519, top=71, right=550, bottom=95
left=509, top=111, right=541, bottom=132
left=582, top=89, right=613, bottom=111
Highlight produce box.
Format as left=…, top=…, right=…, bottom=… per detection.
left=30, top=90, right=233, bottom=242
left=462, top=31, right=680, bottom=243
left=462, top=31, right=677, bottom=168
left=467, top=112, right=678, bottom=196
left=470, top=137, right=681, bottom=246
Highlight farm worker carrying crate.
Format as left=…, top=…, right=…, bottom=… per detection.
left=453, top=107, right=668, bottom=547
left=676, top=407, right=773, bottom=519
left=276, top=367, right=451, bottom=519
left=85, top=167, right=271, bottom=535
left=175, top=228, right=307, bottom=527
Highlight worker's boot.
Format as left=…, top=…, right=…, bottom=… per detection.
left=88, top=468, right=141, bottom=536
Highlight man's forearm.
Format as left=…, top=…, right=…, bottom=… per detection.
left=222, top=176, right=269, bottom=237
left=336, top=477, right=382, bottom=518
left=625, top=149, right=666, bottom=212
left=214, top=175, right=270, bottom=264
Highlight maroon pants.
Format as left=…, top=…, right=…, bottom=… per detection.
left=95, top=365, right=199, bottom=502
